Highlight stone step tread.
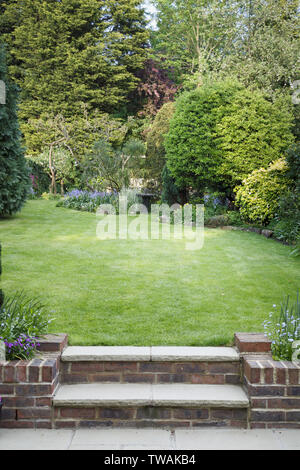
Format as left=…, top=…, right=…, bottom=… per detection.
left=61, top=346, right=240, bottom=363
left=53, top=383, right=249, bottom=408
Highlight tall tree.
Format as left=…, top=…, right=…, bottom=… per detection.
left=0, top=45, right=30, bottom=217
left=151, top=0, right=239, bottom=84
left=0, top=0, right=150, bottom=146
left=225, top=0, right=300, bottom=95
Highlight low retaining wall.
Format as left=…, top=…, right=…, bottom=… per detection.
left=0, top=334, right=67, bottom=429
left=1, top=333, right=300, bottom=429
left=235, top=333, right=300, bottom=429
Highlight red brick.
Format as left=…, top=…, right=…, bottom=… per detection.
left=0, top=384, right=15, bottom=394
left=156, top=374, right=186, bottom=383
left=123, top=374, right=154, bottom=383
left=235, top=333, right=271, bottom=353
left=273, top=362, right=287, bottom=384
left=191, top=374, right=224, bottom=384
left=28, top=359, right=43, bottom=383
left=244, top=360, right=261, bottom=383
left=285, top=411, right=300, bottom=422
left=71, top=362, right=104, bottom=373
left=173, top=408, right=209, bottom=420
left=104, top=362, right=137, bottom=372
left=16, top=384, right=52, bottom=396
left=139, top=362, right=173, bottom=373
left=4, top=362, right=17, bottom=383
left=251, top=410, right=285, bottom=422
left=16, top=361, right=28, bottom=382
left=259, top=361, right=274, bottom=384
left=54, top=421, right=76, bottom=429
left=225, top=375, right=240, bottom=385
left=1, top=409, right=17, bottom=420
left=0, top=420, right=35, bottom=429
left=42, top=360, right=57, bottom=382
left=288, top=366, right=299, bottom=385
left=268, top=398, right=300, bottom=409
left=62, top=374, right=88, bottom=384
left=60, top=408, right=96, bottom=419
left=207, top=363, right=239, bottom=374
left=99, top=408, right=135, bottom=419
left=173, top=363, right=206, bottom=374
left=136, top=407, right=170, bottom=420
left=17, top=408, right=52, bottom=420
left=37, top=334, right=68, bottom=353
left=287, top=386, right=300, bottom=396
left=251, top=398, right=267, bottom=408
left=35, top=397, right=52, bottom=407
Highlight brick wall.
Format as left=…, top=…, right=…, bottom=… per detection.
left=61, top=360, right=241, bottom=385
left=0, top=334, right=67, bottom=429
left=235, top=333, right=300, bottom=429
left=53, top=406, right=248, bottom=429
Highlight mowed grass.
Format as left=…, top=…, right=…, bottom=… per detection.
left=0, top=199, right=299, bottom=346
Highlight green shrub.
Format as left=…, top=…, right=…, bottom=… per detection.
left=226, top=211, right=244, bottom=227
left=0, top=292, right=53, bottom=360
left=0, top=292, right=52, bottom=341
left=272, top=190, right=300, bottom=244
left=235, top=159, right=291, bottom=225
left=165, top=80, right=294, bottom=196
left=165, top=80, right=242, bottom=194
left=263, top=292, right=300, bottom=361
left=217, top=90, right=294, bottom=189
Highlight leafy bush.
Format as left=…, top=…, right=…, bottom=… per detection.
left=272, top=190, right=300, bottom=244
left=165, top=80, right=242, bottom=194
left=235, top=159, right=291, bottom=225
left=263, top=292, right=300, bottom=361
left=216, top=90, right=294, bottom=189
left=165, top=80, right=294, bottom=196
left=0, top=292, right=52, bottom=360
left=226, top=211, right=244, bottom=227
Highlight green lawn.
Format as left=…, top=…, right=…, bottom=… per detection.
left=0, top=199, right=299, bottom=346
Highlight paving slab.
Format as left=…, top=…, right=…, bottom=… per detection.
left=70, top=428, right=172, bottom=450
left=53, top=383, right=153, bottom=407
left=54, top=383, right=249, bottom=408
left=0, top=428, right=300, bottom=450
left=0, top=429, right=74, bottom=450
left=276, top=430, right=300, bottom=450
left=151, top=346, right=240, bottom=362
left=62, top=346, right=151, bottom=362
left=174, top=429, right=281, bottom=450
left=152, top=384, right=249, bottom=408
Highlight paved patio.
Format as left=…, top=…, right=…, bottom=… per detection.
left=0, top=428, right=299, bottom=450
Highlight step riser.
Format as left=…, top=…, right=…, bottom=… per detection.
left=61, top=361, right=241, bottom=385
left=53, top=406, right=248, bottom=429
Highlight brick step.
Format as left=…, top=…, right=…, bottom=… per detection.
left=53, top=383, right=249, bottom=429
left=61, top=346, right=241, bottom=385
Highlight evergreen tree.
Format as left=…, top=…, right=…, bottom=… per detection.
left=0, top=45, right=30, bottom=217
left=0, top=0, right=150, bottom=150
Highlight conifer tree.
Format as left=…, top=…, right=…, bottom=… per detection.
left=0, top=45, right=30, bottom=217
